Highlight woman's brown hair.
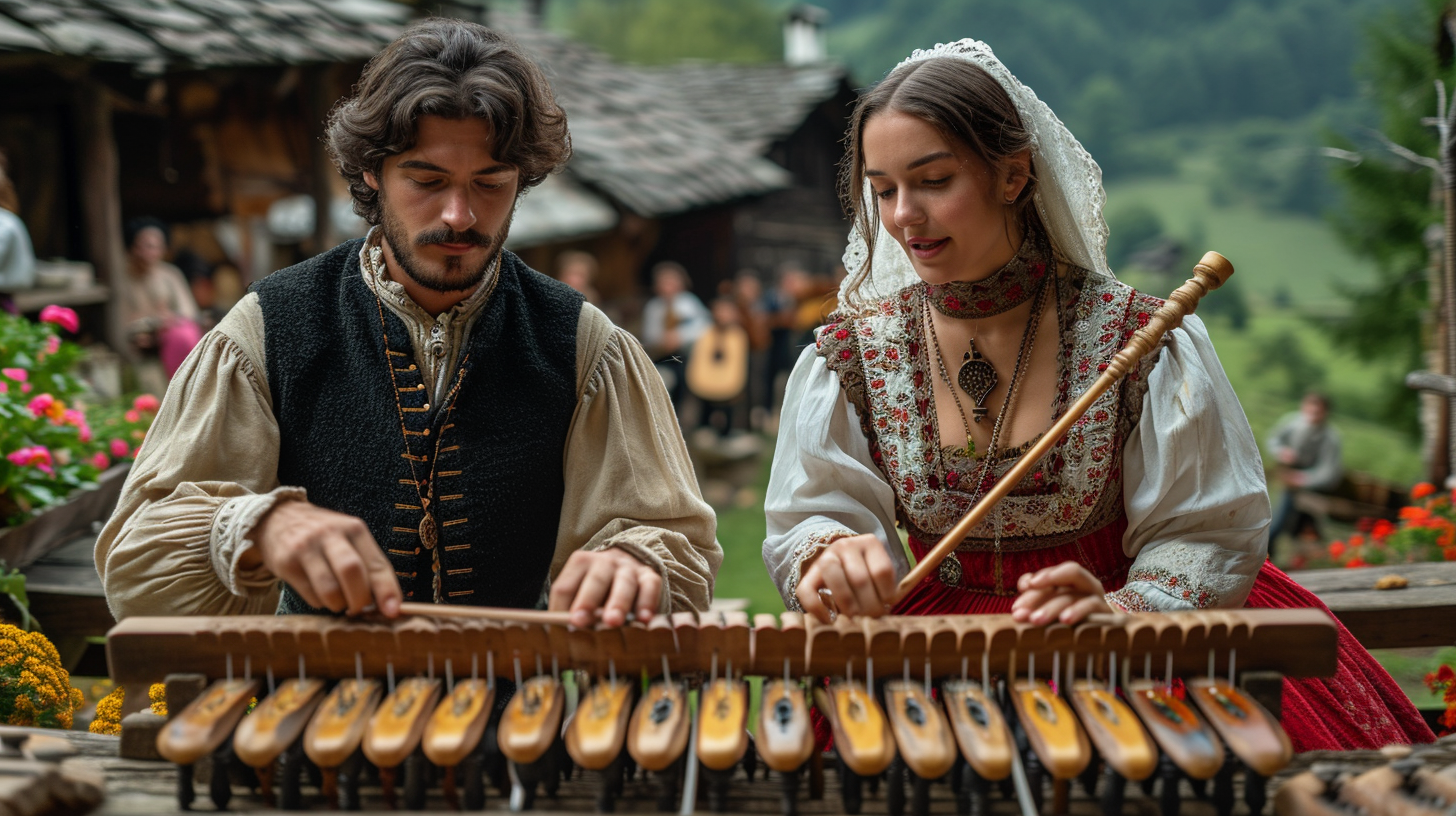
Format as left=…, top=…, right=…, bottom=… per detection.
left=838, top=58, right=1045, bottom=289
left=327, top=18, right=571, bottom=225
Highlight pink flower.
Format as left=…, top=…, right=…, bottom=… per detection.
left=27, top=394, right=55, bottom=419
left=0, top=382, right=6, bottom=394
left=78, top=424, right=92, bottom=443
left=61, top=408, right=84, bottom=427
left=19, top=383, right=29, bottom=393
left=90, top=452, right=110, bottom=470
left=1, top=368, right=26, bottom=382
left=124, top=410, right=140, bottom=423
left=45, top=335, right=60, bottom=355
left=6, top=445, right=55, bottom=476
left=38, top=305, right=79, bottom=334
left=132, top=394, right=160, bottom=414
left=109, top=439, right=129, bottom=458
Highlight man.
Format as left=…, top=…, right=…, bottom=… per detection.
left=97, top=19, right=721, bottom=628
left=640, top=261, right=709, bottom=413
left=1266, top=392, right=1343, bottom=551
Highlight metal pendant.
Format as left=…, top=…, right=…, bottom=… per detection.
left=938, top=556, right=963, bottom=588
left=957, top=340, right=998, bottom=423
left=418, top=512, right=438, bottom=551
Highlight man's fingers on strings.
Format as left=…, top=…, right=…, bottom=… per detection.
left=567, top=560, right=615, bottom=628
left=320, top=536, right=372, bottom=615
left=354, top=537, right=402, bottom=617
left=300, top=550, right=346, bottom=612
left=600, top=565, right=639, bottom=627
left=634, top=570, right=661, bottom=622
left=547, top=556, right=586, bottom=613
left=1026, top=592, right=1078, bottom=625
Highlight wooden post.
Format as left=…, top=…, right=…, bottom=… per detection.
left=307, top=66, right=338, bottom=257
left=71, top=77, right=130, bottom=360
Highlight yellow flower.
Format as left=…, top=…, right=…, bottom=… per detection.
left=149, top=683, right=167, bottom=717
left=0, top=624, right=83, bottom=729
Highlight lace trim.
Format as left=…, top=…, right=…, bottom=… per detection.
left=210, top=487, right=307, bottom=596
left=1104, top=587, right=1152, bottom=613
left=783, top=527, right=857, bottom=612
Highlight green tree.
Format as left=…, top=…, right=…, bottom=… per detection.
left=1324, top=0, right=1454, bottom=437
left=564, top=0, right=782, bottom=64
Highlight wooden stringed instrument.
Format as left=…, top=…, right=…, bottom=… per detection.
left=685, top=322, right=750, bottom=402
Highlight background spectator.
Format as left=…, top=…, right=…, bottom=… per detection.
left=641, top=260, right=710, bottom=413
left=1267, top=392, right=1343, bottom=550
left=0, top=149, right=35, bottom=296
left=120, top=217, right=202, bottom=378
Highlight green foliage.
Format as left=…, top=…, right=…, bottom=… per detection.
left=0, top=563, right=32, bottom=632
left=0, top=309, right=156, bottom=527
left=561, top=0, right=782, bottom=64
left=822, top=0, right=1394, bottom=145
left=1323, top=0, right=1454, bottom=437
left=1105, top=203, right=1165, bottom=269
left=1210, top=119, right=1341, bottom=217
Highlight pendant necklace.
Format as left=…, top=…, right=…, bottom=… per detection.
left=923, top=276, right=1049, bottom=589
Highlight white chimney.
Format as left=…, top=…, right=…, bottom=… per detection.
left=784, top=4, right=829, bottom=66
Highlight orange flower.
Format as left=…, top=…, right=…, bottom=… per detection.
left=1348, top=534, right=1365, bottom=547
left=1400, top=506, right=1432, bottom=523
left=1412, top=482, right=1438, bottom=500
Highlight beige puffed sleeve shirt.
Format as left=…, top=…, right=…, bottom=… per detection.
left=97, top=242, right=721, bottom=620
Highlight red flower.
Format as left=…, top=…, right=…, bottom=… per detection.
left=946, top=471, right=959, bottom=489
left=1328, top=540, right=1346, bottom=559
left=1101, top=293, right=1114, bottom=302
left=1372, top=519, right=1395, bottom=541
left=835, top=329, right=850, bottom=340
left=944, top=296, right=963, bottom=311
left=864, top=349, right=878, bottom=360
left=914, top=371, right=924, bottom=388
left=1412, top=482, right=1438, bottom=500
left=902, top=476, right=916, bottom=493
left=39, top=304, right=80, bottom=333
left=1005, top=284, right=1024, bottom=301
left=870, top=378, right=885, bottom=390
left=839, top=349, right=853, bottom=360
left=1345, top=556, right=1367, bottom=568
left=975, top=299, right=995, bottom=312
left=886, top=347, right=900, bottom=361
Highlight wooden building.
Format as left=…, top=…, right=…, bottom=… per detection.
left=0, top=0, right=853, bottom=348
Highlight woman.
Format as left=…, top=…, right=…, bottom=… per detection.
left=120, top=217, right=202, bottom=377
left=762, top=39, right=1431, bottom=751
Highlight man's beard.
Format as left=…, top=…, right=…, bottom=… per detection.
left=378, top=190, right=511, bottom=294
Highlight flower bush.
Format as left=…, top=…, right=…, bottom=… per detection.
left=1425, top=664, right=1456, bottom=737
left=0, top=306, right=158, bottom=527
left=0, top=622, right=84, bottom=728
left=89, top=682, right=166, bottom=736
left=1322, top=482, right=1456, bottom=568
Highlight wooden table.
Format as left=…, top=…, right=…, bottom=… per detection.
left=33, top=727, right=1454, bottom=816
left=1287, top=561, right=1456, bottom=649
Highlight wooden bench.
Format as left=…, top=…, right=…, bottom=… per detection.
left=1287, top=561, right=1456, bottom=649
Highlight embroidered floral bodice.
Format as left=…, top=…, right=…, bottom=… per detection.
left=814, top=265, right=1161, bottom=551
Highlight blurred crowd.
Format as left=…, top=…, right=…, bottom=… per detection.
left=553, top=250, right=843, bottom=438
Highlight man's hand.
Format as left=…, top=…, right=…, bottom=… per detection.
left=243, top=501, right=402, bottom=617
left=548, top=548, right=662, bottom=628
left=1010, top=561, right=1112, bottom=625
left=795, top=534, right=897, bottom=623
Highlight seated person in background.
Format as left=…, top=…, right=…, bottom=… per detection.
left=1266, top=392, right=1342, bottom=550
left=0, top=149, right=35, bottom=294
left=120, top=217, right=203, bottom=377
left=641, top=261, right=710, bottom=411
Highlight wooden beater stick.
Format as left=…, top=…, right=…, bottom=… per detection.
left=397, top=602, right=575, bottom=625
left=894, top=251, right=1235, bottom=600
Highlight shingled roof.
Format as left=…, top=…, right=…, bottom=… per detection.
left=0, top=2, right=848, bottom=221
left=501, top=20, right=798, bottom=218
left=0, top=0, right=409, bottom=68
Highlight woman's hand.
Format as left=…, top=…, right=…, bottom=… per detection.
left=795, top=534, right=898, bottom=623
left=1010, top=561, right=1113, bottom=625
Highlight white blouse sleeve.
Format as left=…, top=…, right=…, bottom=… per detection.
left=763, top=345, right=904, bottom=610
left=1110, top=314, right=1271, bottom=612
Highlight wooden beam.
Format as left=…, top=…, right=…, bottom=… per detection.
left=71, top=78, right=130, bottom=360
left=1288, top=561, right=1456, bottom=649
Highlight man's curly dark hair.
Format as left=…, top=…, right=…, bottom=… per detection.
left=326, top=18, right=571, bottom=225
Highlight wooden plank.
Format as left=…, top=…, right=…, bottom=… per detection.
left=1287, top=562, right=1456, bottom=649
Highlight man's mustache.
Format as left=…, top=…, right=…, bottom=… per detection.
left=415, top=228, right=492, bottom=247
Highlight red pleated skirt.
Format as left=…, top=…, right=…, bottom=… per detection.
left=810, top=527, right=1435, bottom=753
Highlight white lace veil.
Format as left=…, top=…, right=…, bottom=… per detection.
left=838, top=39, right=1114, bottom=312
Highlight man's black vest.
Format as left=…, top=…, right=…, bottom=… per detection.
left=252, top=240, right=583, bottom=613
